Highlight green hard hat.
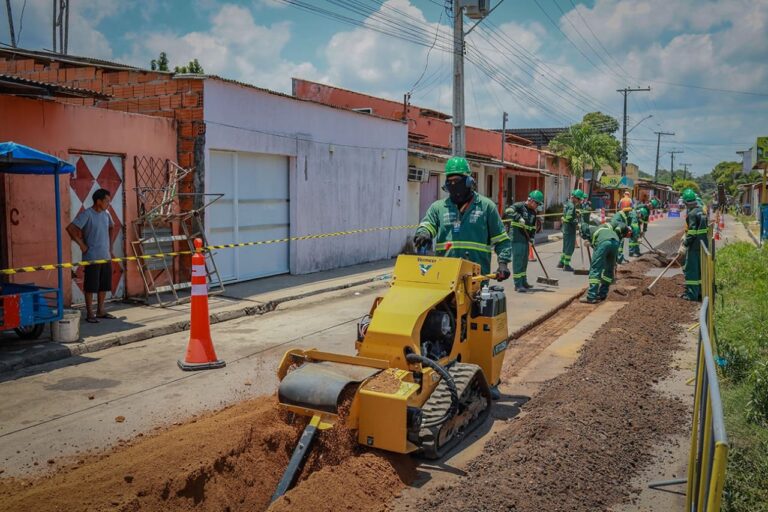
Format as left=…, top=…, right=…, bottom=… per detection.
left=572, top=189, right=587, bottom=200
left=445, top=157, right=471, bottom=176
left=528, top=189, right=544, bottom=204
left=682, top=188, right=697, bottom=202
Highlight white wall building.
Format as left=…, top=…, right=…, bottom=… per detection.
left=202, top=78, right=408, bottom=282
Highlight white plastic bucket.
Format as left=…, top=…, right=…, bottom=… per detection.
left=51, top=309, right=81, bottom=343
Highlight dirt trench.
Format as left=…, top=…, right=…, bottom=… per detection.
left=0, top=397, right=415, bottom=512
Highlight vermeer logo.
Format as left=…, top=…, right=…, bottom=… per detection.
left=419, top=263, right=433, bottom=275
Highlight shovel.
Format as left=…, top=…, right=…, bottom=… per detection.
left=641, top=254, right=680, bottom=296
left=641, top=234, right=667, bottom=257
left=523, top=230, right=558, bottom=286
left=573, top=240, right=590, bottom=275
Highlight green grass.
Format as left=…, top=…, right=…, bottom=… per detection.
left=721, top=383, right=768, bottom=511
left=715, top=242, right=768, bottom=511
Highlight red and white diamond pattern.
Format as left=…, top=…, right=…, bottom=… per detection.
left=69, top=154, right=125, bottom=304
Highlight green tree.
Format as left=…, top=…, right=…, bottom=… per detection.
left=710, top=161, right=761, bottom=195
left=550, top=122, right=621, bottom=179
left=673, top=179, right=700, bottom=193
left=175, top=59, right=204, bottom=74
left=695, top=172, right=717, bottom=196
left=150, top=52, right=169, bottom=71
left=582, top=112, right=620, bottom=135
left=149, top=52, right=204, bottom=74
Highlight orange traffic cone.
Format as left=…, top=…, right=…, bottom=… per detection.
left=718, top=215, right=725, bottom=230
left=178, top=238, right=225, bottom=371
left=714, top=228, right=721, bottom=241
left=528, top=243, right=536, bottom=262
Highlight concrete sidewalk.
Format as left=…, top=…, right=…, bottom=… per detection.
left=0, top=227, right=607, bottom=374
left=0, top=258, right=395, bottom=373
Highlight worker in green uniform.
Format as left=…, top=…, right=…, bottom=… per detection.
left=678, top=188, right=708, bottom=301
left=578, top=222, right=630, bottom=303
left=557, top=190, right=584, bottom=271
left=504, top=190, right=543, bottom=293
left=609, top=205, right=638, bottom=263
left=629, top=203, right=649, bottom=256
left=579, top=193, right=593, bottom=223
left=414, top=157, right=512, bottom=280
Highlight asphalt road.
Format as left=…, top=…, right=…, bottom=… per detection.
left=0, top=216, right=683, bottom=476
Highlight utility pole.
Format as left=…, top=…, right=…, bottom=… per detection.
left=5, top=0, right=15, bottom=47
left=52, top=0, right=70, bottom=54
left=669, top=150, right=684, bottom=184
left=654, top=131, right=674, bottom=183
left=617, top=86, right=651, bottom=176
left=452, top=0, right=465, bottom=156
left=680, top=163, right=692, bottom=181
left=498, top=111, right=507, bottom=212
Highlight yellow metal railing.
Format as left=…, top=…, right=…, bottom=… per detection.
left=685, top=293, right=729, bottom=512
left=687, top=237, right=728, bottom=511
left=651, top=232, right=729, bottom=511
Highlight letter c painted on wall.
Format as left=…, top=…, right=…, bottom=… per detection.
left=10, top=208, right=19, bottom=226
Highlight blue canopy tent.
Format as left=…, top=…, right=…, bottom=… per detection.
left=0, top=142, right=75, bottom=338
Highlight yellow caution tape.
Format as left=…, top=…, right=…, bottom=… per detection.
left=0, top=207, right=654, bottom=275
left=0, top=224, right=419, bottom=275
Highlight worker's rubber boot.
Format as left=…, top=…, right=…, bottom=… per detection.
left=556, top=260, right=564, bottom=269
left=563, top=265, right=574, bottom=272
left=523, top=282, right=533, bottom=289
left=579, top=296, right=598, bottom=304
left=515, top=286, right=528, bottom=293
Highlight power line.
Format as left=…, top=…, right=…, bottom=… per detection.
left=407, top=6, right=444, bottom=95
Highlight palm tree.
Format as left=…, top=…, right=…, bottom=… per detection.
left=549, top=122, right=621, bottom=181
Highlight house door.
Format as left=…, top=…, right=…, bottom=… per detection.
left=68, top=153, right=125, bottom=304
left=208, top=150, right=290, bottom=282
left=419, top=174, right=440, bottom=219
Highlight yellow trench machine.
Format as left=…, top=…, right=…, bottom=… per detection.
left=270, top=254, right=509, bottom=501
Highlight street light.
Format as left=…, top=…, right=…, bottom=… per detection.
left=627, top=115, right=653, bottom=135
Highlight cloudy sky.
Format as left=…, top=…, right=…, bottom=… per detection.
left=2, top=0, right=767, bottom=176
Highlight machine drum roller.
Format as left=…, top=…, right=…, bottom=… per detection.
left=271, top=255, right=510, bottom=502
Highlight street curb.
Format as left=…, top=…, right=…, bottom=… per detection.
left=507, top=287, right=587, bottom=342
left=1, top=274, right=391, bottom=374
left=745, top=222, right=761, bottom=248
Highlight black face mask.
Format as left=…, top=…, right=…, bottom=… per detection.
left=445, top=178, right=473, bottom=206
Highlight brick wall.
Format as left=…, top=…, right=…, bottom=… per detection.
left=0, top=56, right=204, bottom=195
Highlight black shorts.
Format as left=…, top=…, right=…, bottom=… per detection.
left=84, top=263, right=111, bottom=293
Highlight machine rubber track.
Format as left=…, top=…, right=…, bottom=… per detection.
left=416, top=362, right=492, bottom=459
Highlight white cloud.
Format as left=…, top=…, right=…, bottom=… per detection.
left=121, top=3, right=319, bottom=92
left=4, top=0, right=117, bottom=58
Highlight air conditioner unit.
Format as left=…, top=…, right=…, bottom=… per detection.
left=461, top=0, right=489, bottom=20
left=408, top=166, right=430, bottom=183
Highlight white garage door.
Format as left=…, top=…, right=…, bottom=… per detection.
left=208, top=150, right=290, bottom=282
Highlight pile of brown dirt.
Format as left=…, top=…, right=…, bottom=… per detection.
left=0, top=398, right=300, bottom=512
left=413, top=278, right=696, bottom=511
left=269, top=452, right=416, bottom=512
left=270, top=392, right=417, bottom=512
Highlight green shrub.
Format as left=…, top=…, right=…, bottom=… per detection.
left=718, top=338, right=754, bottom=383
left=746, top=362, right=768, bottom=427
left=716, top=242, right=768, bottom=510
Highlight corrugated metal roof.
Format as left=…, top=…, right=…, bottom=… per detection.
left=0, top=73, right=111, bottom=99
left=0, top=46, right=154, bottom=72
